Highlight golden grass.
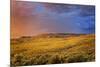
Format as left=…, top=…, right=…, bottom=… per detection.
left=11, top=34, right=95, bottom=66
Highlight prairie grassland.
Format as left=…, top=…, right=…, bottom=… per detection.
left=11, top=34, right=95, bottom=66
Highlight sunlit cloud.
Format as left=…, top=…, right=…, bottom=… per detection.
left=11, top=1, right=95, bottom=38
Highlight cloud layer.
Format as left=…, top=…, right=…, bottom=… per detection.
left=11, top=1, right=95, bottom=38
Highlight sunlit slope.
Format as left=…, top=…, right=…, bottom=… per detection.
left=11, top=34, right=95, bottom=66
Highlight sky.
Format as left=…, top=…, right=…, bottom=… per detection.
left=11, top=1, right=95, bottom=38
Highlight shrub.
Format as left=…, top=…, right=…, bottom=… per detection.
left=66, top=54, right=88, bottom=63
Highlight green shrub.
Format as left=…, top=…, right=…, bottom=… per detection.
left=66, top=54, right=88, bottom=63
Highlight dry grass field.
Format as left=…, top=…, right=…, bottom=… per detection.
left=11, top=33, right=95, bottom=66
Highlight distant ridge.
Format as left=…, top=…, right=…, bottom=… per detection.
left=11, top=33, right=92, bottom=40
left=34, top=33, right=81, bottom=38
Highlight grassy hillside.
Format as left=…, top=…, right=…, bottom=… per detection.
left=11, top=34, right=95, bottom=66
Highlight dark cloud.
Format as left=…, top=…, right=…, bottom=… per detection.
left=11, top=1, right=95, bottom=38
left=79, top=5, right=95, bottom=17
left=43, top=3, right=78, bottom=13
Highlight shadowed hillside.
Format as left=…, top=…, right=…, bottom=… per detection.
left=11, top=33, right=95, bottom=66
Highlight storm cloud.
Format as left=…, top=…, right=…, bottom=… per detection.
left=11, top=1, right=95, bottom=38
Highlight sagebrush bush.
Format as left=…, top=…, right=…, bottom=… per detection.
left=66, top=54, right=88, bottom=63
left=11, top=34, right=95, bottom=66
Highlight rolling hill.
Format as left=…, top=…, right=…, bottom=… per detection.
left=11, top=33, right=95, bottom=66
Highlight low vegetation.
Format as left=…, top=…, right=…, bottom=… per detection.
left=11, top=34, right=95, bottom=66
